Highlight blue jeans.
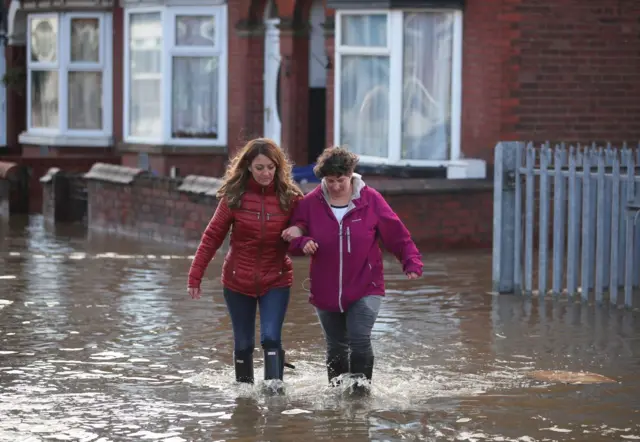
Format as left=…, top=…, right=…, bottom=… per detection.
left=223, top=287, right=291, bottom=352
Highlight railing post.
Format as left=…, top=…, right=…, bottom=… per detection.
left=492, top=142, right=520, bottom=293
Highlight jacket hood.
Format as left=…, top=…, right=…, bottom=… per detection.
left=319, top=173, right=366, bottom=207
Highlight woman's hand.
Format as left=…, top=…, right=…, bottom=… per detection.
left=406, top=272, right=419, bottom=280
left=188, top=287, right=201, bottom=299
left=302, top=240, right=319, bottom=255
left=281, top=226, right=304, bottom=242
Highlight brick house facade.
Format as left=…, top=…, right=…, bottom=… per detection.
left=2, top=0, right=640, bottom=198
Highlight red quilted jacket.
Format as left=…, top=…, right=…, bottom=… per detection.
left=188, top=177, right=297, bottom=297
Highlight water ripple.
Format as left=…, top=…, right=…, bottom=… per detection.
left=0, top=216, right=638, bottom=441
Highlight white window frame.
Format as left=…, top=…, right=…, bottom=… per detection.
left=23, top=12, right=113, bottom=145
left=334, top=9, right=463, bottom=167
left=123, top=5, right=228, bottom=147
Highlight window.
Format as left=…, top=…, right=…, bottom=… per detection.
left=124, top=6, right=227, bottom=146
left=335, top=10, right=462, bottom=166
left=26, top=13, right=112, bottom=141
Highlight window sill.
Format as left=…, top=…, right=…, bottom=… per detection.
left=356, top=159, right=487, bottom=180
left=19, top=132, right=113, bottom=148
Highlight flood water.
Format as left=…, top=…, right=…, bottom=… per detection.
left=0, top=215, right=639, bottom=442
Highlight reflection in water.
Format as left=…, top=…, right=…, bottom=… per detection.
left=0, top=216, right=639, bottom=441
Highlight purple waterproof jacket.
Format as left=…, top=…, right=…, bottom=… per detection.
left=288, top=174, right=423, bottom=312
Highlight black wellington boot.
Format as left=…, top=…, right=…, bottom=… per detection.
left=327, top=349, right=349, bottom=386
left=348, top=354, right=374, bottom=396
left=264, top=348, right=283, bottom=381
left=234, top=348, right=254, bottom=384
left=264, top=348, right=285, bottom=395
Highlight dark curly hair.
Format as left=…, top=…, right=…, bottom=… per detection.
left=313, top=146, right=359, bottom=178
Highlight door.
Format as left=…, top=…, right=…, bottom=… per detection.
left=0, top=51, right=6, bottom=147
left=263, top=19, right=282, bottom=146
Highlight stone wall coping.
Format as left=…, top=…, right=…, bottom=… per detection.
left=300, top=178, right=493, bottom=196
left=84, top=163, right=146, bottom=185
left=0, top=161, right=20, bottom=180
left=39, top=167, right=62, bottom=184
left=178, top=175, right=224, bottom=197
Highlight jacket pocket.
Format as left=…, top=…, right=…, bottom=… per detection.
left=366, top=258, right=378, bottom=289
left=266, top=212, right=287, bottom=222
left=236, top=209, right=261, bottom=220
left=224, top=253, right=237, bottom=280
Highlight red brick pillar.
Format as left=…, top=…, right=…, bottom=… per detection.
left=323, top=13, right=335, bottom=148
left=5, top=44, right=27, bottom=154
left=227, top=11, right=265, bottom=158
left=278, top=20, right=309, bottom=167
left=112, top=5, right=124, bottom=143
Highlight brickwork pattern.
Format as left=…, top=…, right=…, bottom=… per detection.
left=78, top=164, right=493, bottom=251
left=86, top=173, right=219, bottom=246
left=462, top=0, right=640, bottom=163
left=0, top=156, right=119, bottom=213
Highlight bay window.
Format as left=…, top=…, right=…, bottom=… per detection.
left=335, top=10, right=462, bottom=166
left=124, top=6, right=227, bottom=146
left=24, top=13, right=112, bottom=144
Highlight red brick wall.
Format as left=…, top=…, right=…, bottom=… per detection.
left=324, top=30, right=335, bottom=147
left=4, top=45, right=27, bottom=154
left=0, top=156, right=119, bottom=213
left=120, top=152, right=227, bottom=177
left=387, top=189, right=493, bottom=251
left=227, top=1, right=266, bottom=156
left=83, top=166, right=494, bottom=251
left=113, top=5, right=124, bottom=143
left=461, top=1, right=518, bottom=164
left=87, top=175, right=217, bottom=245
left=461, top=0, right=640, bottom=164
left=512, top=1, right=640, bottom=141
left=279, top=29, right=310, bottom=166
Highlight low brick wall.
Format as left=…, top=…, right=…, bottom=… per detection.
left=372, top=180, right=494, bottom=250
left=84, top=163, right=223, bottom=245
left=41, top=168, right=88, bottom=224
left=0, top=155, right=119, bottom=213
left=66, top=163, right=494, bottom=251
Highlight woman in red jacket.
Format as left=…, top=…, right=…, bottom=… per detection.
left=187, top=138, right=304, bottom=386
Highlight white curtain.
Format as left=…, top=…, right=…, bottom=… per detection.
left=402, top=12, right=453, bottom=160
left=129, top=12, right=162, bottom=138
left=68, top=72, right=102, bottom=130
left=340, top=56, right=390, bottom=158
left=339, top=14, right=389, bottom=158
left=172, top=15, right=218, bottom=139
left=30, top=70, right=59, bottom=128
left=30, top=17, right=59, bottom=128
left=172, top=56, right=219, bottom=139
left=339, top=12, right=454, bottom=161
left=68, top=18, right=102, bottom=130
left=70, top=18, right=99, bottom=62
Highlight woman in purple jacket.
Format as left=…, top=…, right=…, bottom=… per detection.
left=282, top=146, right=423, bottom=394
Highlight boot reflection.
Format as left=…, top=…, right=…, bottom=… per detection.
left=226, top=397, right=262, bottom=440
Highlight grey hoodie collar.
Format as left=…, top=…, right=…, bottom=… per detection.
left=320, top=173, right=366, bottom=209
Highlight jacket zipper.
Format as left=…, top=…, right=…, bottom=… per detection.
left=325, top=197, right=358, bottom=313
left=257, top=187, right=266, bottom=296
left=338, top=222, right=344, bottom=312
left=337, top=212, right=355, bottom=312
left=267, top=212, right=286, bottom=276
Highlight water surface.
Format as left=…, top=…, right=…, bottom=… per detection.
left=0, top=216, right=638, bottom=441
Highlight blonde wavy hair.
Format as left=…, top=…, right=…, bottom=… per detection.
left=216, top=138, right=304, bottom=211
